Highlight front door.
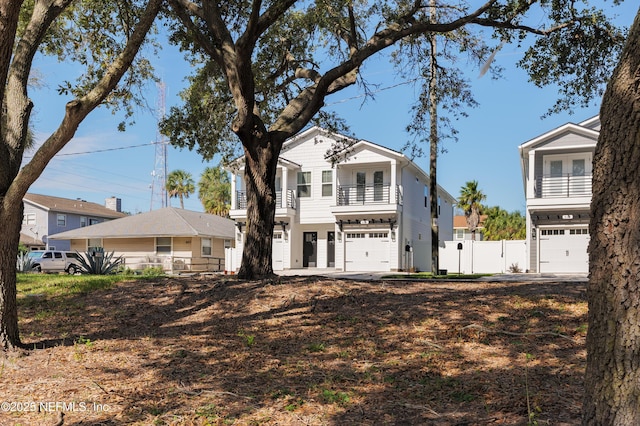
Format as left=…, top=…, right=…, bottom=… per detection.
left=327, top=232, right=335, bottom=267
left=303, top=232, right=317, bottom=267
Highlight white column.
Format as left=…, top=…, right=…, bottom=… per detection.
left=281, top=166, right=288, bottom=208
left=231, top=173, right=237, bottom=210
left=527, top=151, right=536, bottom=199
left=390, top=160, right=397, bottom=204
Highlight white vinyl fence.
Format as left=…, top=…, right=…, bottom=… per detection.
left=439, top=240, right=527, bottom=274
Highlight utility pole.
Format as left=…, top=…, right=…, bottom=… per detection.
left=150, top=81, right=168, bottom=210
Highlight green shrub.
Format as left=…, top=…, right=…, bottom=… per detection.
left=142, top=266, right=165, bottom=277
left=16, top=252, right=36, bottom=272
left=76, top=248, right=123, bottom=275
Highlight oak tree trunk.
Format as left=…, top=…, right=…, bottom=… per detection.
left=236, top=133, right=279, bottom=280
left=0, top=202, right=23, bottom=349
left=583, top=11, right=640, bottom=424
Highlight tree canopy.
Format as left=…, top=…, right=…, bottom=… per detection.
left=198, top=166, right=231, bottom=216
left=0, top=0, right=162, bottom=349
left=158, top=0, right=628, bottom=278
left=166, top=169, right=195, bottom=209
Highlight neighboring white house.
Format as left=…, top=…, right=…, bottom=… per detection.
left=518, top=116, right=598, bottom=273
left=228, top=126, right=456, bottom=272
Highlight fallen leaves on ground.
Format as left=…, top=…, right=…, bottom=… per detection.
left=1, top=275, right=587, bottom=425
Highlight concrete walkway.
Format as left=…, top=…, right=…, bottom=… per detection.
left=276, top=268, right=589, bottom=283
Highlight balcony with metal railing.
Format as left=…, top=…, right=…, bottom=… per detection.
left=335, top=184, right=403, bottom=206
left=235, top=189, right=297, bottom=210
left=535, top=173, right=592, bottom=198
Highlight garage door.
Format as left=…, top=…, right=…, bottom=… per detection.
left=539, top=228, right=589, bottom=273
left=345, top=231, right=390, bottom=272
left=272, top=232, right=284, bottom=270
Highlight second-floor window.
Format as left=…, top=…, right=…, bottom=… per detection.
left=57, top=214, right=66, bottom=227
left=80, top=216, right=87, bottom=227
left=322, top=170, right=332, bottom=197
left=297, top=172, right=311, bottom=198
left=23, top=213, right=36, bottom=225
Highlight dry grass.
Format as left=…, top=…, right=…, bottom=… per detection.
left=1, top=275, right=587, bottom=425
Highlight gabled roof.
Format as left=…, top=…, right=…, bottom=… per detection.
left=49, top=207, right=235, bottom=240
left=453, top=215, right=487, bottom=229
left=518, top=117, right=599, bottom=153
left=24, top=193, right=126, bottom=219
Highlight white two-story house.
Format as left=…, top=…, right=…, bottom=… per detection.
left=228, top=127, right=455, bottom=272
left=518, top=116, right=598, bottom=273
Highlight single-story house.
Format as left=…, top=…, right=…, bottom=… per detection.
left=49, top=207, right=235, bottom=273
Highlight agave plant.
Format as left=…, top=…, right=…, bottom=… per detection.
left=16, top=252, right=35, bottom=272
left=76, top=248, right=123, bottom=275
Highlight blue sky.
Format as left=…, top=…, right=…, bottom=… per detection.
left=25, top=2, right=638, bottom=215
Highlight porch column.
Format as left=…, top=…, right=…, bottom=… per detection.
left=527, top=151, right=536, bottom=199
left=231, top=173, right=237, bottom=210
left=281, top=166, right=288, bottom=208
left=390, top=160, right=397, bottom=204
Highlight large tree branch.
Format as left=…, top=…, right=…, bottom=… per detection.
left=168, top=0, right=224, bottom=63
left=271, top=1, right=497, bottom=135
left=7, top=0, right=163, bottom=208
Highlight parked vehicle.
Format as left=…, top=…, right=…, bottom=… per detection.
left=27, top=250, right=83, bottom=274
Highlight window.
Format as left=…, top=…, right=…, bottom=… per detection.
left=273, top=232, right=283, bottom=239
left=201, top=238, right=212, bottom=256
left=89, top=218, right=100, bottom=225
left=456, top=229, right=464, bottom=240
left=23, top=213, right=36, bottom=225
left=224, top=239, right=232, bottom=249
left=297, top=171, right=311, bottom=197
left=88, top=238, right=102, bottom=251
left=80, top=216, right=87, bottom=227
left=374, top=171, right=384, bottom=201
left=570, top=228, right=589, bottom=235
left=54, top=252, right=63, bottom=259
left=156, top=237, right=172, bottom=254
left=356, top=172, right=366, bottom=202
left=541, top=229, right=566, bottom=236
left=369, top=232, right=388, bottom=238
left=346, top=233, right=366, bottom=238
left=57, top=214, right=66, bottom=227
left=424, top=185, right=429, bottom=208
left=322, top=170, right=332, bottom=197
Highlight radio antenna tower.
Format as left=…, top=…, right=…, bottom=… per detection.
left=150, top=81, right=169, bottom=210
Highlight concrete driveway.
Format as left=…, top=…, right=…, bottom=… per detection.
left=277, top=268, right=589, bottom=282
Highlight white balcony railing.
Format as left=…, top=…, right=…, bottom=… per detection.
left=336, top=184, right=402, bottom=206
left=235, top=189, right=297, bottom=209
left=535, top=174, right=592, bottom=198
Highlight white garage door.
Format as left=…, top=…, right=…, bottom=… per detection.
left=345, top=231, right=390, bottom=272
left=539, top=228, right=589, bottom=273
left=272, top=232, right=284, bottom=271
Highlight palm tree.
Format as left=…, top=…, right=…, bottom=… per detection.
left=457, top=180, right=486, bottom=240
left=198, top=166, right=231, bottom=216
left=166, top=169, right=195, bottom=209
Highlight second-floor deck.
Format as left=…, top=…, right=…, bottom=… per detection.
left=336, top=184, right=403, bottom=206
left=535, top=174, right=592, bottom=198
left=235, top=189, right=297, bottom=210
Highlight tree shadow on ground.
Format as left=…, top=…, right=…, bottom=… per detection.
left=9, top=276, right=587, bottom=425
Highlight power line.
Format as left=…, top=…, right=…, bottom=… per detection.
left=22, top=141, right=162, bottom=159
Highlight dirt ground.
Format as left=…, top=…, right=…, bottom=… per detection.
left=1, top=275, right=588, bottom=425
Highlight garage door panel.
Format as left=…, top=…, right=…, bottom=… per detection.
left=272, top=233, right=284, bottom=271
left=345, top=231, right=390, bottom=272
left=539, top=228, right=588, bottom=273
